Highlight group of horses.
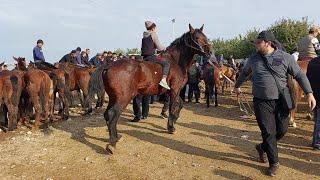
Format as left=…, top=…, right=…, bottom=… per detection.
left=0, top=58, right=97, bottom=132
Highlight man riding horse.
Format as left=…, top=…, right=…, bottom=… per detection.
left=297, top=26, right=320, bottom=61
left=141, top=21, right=170, bottom=90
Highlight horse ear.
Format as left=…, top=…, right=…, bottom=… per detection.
left=200, top=24, right=204, bottom=32
left=13, top=56, right=18, bottom=61
left=189, top=23, right=195, bottom=33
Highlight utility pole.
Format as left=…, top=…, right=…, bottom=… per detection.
left=171, top=18, right=175, bottom=40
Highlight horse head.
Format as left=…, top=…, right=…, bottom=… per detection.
left=188, top=24, right=212, bottom=58
left=13, top=56, right=28, bottom=71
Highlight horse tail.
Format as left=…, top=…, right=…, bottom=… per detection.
left=10, top=75, right=19, bottom=106
left=86, top=64, right=109, bottom=112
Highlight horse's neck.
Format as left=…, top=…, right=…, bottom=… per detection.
left=167, top=46, right=195, bottom=71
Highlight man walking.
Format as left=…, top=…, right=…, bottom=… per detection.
left=234, top=31, right=316, bottom=176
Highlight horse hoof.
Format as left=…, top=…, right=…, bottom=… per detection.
left=168, top=127, right=176, bottom=134
left=106, top=144, right=116, bottom=155
left=307, top=114, right=312, bottom=120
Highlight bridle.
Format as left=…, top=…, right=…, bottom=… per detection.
left=183, top=32, right=211, bottom=57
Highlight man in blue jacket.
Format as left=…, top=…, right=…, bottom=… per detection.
left=33, top=39, right=45, bottom=62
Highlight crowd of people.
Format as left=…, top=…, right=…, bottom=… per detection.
left=32, top=39, right=131, bottom=68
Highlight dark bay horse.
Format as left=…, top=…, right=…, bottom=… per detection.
left=89, top=24, right=212, bottom=154
left=33, top=61, right=70, bottom=120
left=14, top=57, right=53, bottom=130
left=289, top=57, right=313, bottom=127
left=202, top=63, right=222, bottom=107
left=56, top=63, right=94, bottom=110
left=0, top=70, right=24, bottom=131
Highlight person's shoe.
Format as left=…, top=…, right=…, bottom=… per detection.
left=160, top=112, right=169, bottom=119
left=255, top=144, right=267, bottom=163
left=131, top=117, right=141, bottom=122
left=266, top=163, right=280, bottom=177
left=188, top=99, right=192, bottom=103
left=159, top=78, right=170, bottom=90
left=313, top=146, right=320, bottom=151
left=142, top=116, right=147, bottom=120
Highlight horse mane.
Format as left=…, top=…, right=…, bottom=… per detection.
left=167, top=31, right=195, bottom=68
left=36, top=61, right=57, bottom=70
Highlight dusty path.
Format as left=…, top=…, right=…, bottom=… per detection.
left=0, top=86, right=319, bottom=180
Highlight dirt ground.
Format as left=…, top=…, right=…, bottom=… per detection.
left=0, top=84, right=319, bottom=180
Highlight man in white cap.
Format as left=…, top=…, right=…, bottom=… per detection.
left=141, top=20, right=170, bottom=89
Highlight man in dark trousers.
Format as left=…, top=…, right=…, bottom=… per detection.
left=234, top=31, right=316, bottom=176
left=307, top=56, right=320, bottom=151
left=33, top=39, right=45, bottom=62
left=187, top=62, right=201, bottom=103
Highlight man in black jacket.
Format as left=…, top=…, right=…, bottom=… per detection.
left=307, top=56, right=320, bottom=151
left=59, top=50, right=77, bottom=64
left=234, top=31, right=316, bottom=176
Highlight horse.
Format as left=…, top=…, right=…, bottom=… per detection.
left=220, top=64, right=236, bottom=94
left=0, top=70, right=24, bottom=131
left=31, top=61, right=71, bottom=120
left=13, top=57, right=54, bottom=130
left=56, top=63, right=94, bottom=110
left=202, top=63, right=222, bottom=107
left=289, top=57, right=313, bottom=127
left=88, top=24, right=212, bottom=154
left=85, top=66, right=108, bottom=114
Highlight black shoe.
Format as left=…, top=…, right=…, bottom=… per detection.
left=255, top=144, right=267, bottom=163
left=160, top=112, right=169, bottom=119
left=266, top=163, right=280, bottom=177
left=313, top=147, right=320, bottom=151
left=131, top=117, right=141, bottom=122
left=142, top=116, right=147, bottom=120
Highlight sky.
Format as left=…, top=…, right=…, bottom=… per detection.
left=0, top=0, right=319, bottom=64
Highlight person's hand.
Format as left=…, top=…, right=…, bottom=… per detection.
left=307, top=93, right=316, bottom=111
left=233, top=87, right=241, bottom=95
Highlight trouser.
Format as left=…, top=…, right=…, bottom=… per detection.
left=144, top=55, right=170, bottom=76
left=180, top=85, right=187, bottom=102
left=133, top=94, right=150, bottom=119
left=188, top=82, right=200, bottom=102
left=312, top=107, right=320, bottom=148
left=253, top=97, right=289, bottom=166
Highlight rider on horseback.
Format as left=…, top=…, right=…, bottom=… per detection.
left=141, top=21, right=170, bottom=90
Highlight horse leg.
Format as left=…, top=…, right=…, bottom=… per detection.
left=168, top=92, right=183, bottom=134
left=205, top=84, right=210, bottom=108
left=289, top=84, right=301, bottom=127
left=214, top=81, right=218, bottom=107
left=104, top=103, right=122, bottom=154
left=6, top=103, right=18, bottom=131
left=30, top=94, right=41, bottom=130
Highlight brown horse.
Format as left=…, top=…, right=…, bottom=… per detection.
left=202, top=63, right=222, bottom=107
left=89, top=24, right=212, bottom=154
left=56, top=63, right=93, bottom=110
left=14, top=57, right=53, bottom=130
left=289, top=57, right=313, bottom=127
left=0, top=70, right=24, bottom=131
left=220, top=64, right=236, bottom=94
left=33, top=61, right=71, bottom=120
